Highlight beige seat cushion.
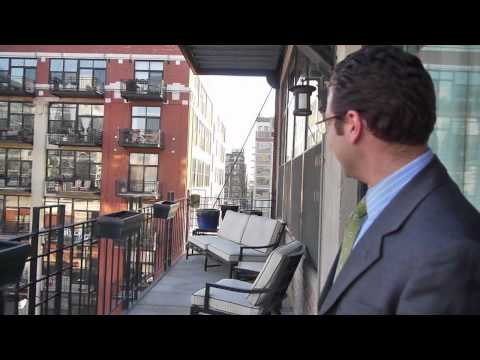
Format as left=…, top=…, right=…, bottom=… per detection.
left=191, top=278, right=261, bottom=315
left=240, top=216, right=284, bottom=253
left=217, top=211, right=250, bottom=244
left=188, top=235, right=220, bottom=250
left=207, top=240, right=267, bottom=263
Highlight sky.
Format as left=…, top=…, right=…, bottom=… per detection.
left=199, top=75, right=276, bottom=181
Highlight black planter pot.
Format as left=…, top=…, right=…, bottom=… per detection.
left=0, top=240, right=32, bottom=287
left=220, top=204, right=239, bottom=220
left=94, top=211, right=144, bottom=241
left=240, top=209, right=263, bottom=216
left=153, top=201, right=180, bottom=219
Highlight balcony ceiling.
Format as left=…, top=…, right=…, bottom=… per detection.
left=178, top=45, right=286, bottom=76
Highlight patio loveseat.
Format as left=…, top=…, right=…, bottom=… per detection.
left=186, top=210, right=286, bottom=277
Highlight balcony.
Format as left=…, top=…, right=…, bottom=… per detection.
left=48, top=129, right=103, bottom=147
left=116, top=180, right=161, bottom=199
left=0, top=175, right=31, bottom=192
left=0, top=128, right=33, bottom=144
left=49, top=77, right=104, bottom=98
left=0, top=76, right=36, bottom=96
left=118, top=129, right=164, bottom=149
left=45, top=177, right=101, bottom=197
left=120, top=79, right=166, bottom=101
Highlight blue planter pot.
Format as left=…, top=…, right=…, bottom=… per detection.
left=196, top=208, right=220, bottom=230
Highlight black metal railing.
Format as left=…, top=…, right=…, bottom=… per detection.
left=120, top=79, right=166, bottom=101
left=0, top=127, right=34, bottom=143
left=45, top=177, right=101, bottom=194
left=49, top=77, right=104, bottom=97
left=0, top=76, right=36, bottom=96
left=0, top=175, right=31, bottom=190
left=1, top=198, right=188, bottom=315
left=116, top=180, right=161, bottom=196
left=187, top=195, right=274, bottom=233
left=48, top=129, right=103, bottom=146
left=118, top=129, right=164, bottom=149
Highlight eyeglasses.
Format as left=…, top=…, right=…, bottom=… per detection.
left=315, top=114, right=342, bottom=125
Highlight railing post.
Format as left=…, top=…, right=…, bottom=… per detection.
left=53, top=205, right=65, bottom=314
left=28, top=207, right=40, bottom=315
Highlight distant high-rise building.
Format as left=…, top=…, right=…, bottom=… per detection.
left=224, top=150, right=247, bottom=207
left=253, top=117, right=274, bottom=209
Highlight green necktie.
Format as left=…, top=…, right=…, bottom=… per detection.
left=334, top=198, right=367, bottom=281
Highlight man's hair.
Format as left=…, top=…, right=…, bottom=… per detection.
left=330, top=46, right=436, bottom=145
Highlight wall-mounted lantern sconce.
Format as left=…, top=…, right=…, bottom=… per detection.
left=289, top=84, right=316, bottom=116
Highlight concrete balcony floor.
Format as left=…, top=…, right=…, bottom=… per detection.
left=127, top=255, right=294, bottom=315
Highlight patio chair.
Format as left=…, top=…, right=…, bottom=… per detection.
left=80, top=180, right=91, bottom=191
left=190, top=240, right=304, bottom=315
left=71, top=179, right=82, bottom=191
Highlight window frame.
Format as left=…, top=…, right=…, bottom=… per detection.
left=48, top=103, right=104, bottom=135
left=0, top=57, right=37, bottom=92
left=49, top=58, right=107, bottom=91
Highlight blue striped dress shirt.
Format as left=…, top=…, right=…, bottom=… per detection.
left=352, top=149, right=435, bottom=249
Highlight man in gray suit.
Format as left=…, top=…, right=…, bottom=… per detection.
left=317, top=46, right=480, bottom=315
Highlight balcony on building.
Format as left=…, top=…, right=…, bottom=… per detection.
left=115, top=179, right=161, bottom=199
left=0, top=175, right=31, bottom=192
left=118, top=128, right=164, bottom=149
left=49, top=77, right=104, bottom=98
left=45, top=176, right=101, bottom=197
left=0, top=76, right=36, bottom=97
left=48, top=129, right=103, bottom=147
left=120, top=79, right=166, bottom=101
left=0, top=127, right=33, bottom=144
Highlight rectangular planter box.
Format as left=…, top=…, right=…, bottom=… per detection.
left=153, top=201, right=180, bottom=219
left=0, top=240, right=32, bottom=287
left=94, top=211, right=144, bottom=241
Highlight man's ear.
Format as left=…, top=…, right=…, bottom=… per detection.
left=345, top=110, right=363, bottom=144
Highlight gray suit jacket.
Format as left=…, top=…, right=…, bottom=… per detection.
left=318, top=156, right=480, bottom=315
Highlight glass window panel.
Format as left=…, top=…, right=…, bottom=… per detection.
left=80, top=60, right=93, bottom=68
left=25, top=59, right=37, bottom=67
left=146, top=107, right=160, bottom=117
left=129, top=153, right=144, bottom=165
left=50, top=104, right=63, bottom=120
left=150, top=61, right=163, bottom=71
left=88, top=200, right=100, bottom=211
left=79, top=68, right=93, bottom=84
left=11, top=59, right=24, bottom=66
left=64, top=72, right=78, bottom=88
left=144, top=154, right=158, bottom=166
left=455, top=72, right=468, bottom=85
left=135, top=71, right=149, bottom=80
left=47, top=167, right=59, bottom=178
left=78, top=104, right=92, bottom=116
left=0, top=59, right=8, bottom=71
left=23, top=103, right=34, bottom=114
left=21, top=150, right=32, bottom=161
left=91, top=105, right=104, bottom=116
left=129, top=166, right=143, bottom=182
left=149, top=72, right=163, bottom=86
left=74, top=199, right=88, bottom=210
left=76, top=152, right=90, bottom=179
left=64, top=104, right=77, bottom=120
left=9, top=114, right=22, bottom=129
left=146, top=118, right=160, bottom=130
left=6, top=196, right=18, bottom=207
left=64, top=60, right=78, bottom=72
left=92, top=117, right=103, bottom=131
left=11, top=67, right=23, bottom=78
left=94, top=60, right=106, bottom=69
left=94, top=70, right=105, bottom=86
left=50, top=59, right=63, bottom=72
left=440, top=71, right=453, bottom=80
left=135, top=61, right=149, bottom=70
left=144, top=166, right=157, bottom=181
left=90, top=164, right=101, bottom=179
left=132, top=117, right=145, bottom=129
left=132, top=107, right=146, bottom=116
left=91, top=152, right=102, bottom=163
left=8, top=150, right=20, bottom=160
left=25, top=68, right=36, bottom=81
left=10, top=102, right=22, bottom=114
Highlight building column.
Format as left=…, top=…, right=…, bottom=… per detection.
left=30, top=98, right=50, bottom=220
left=317, top=45, right=362, bottom=298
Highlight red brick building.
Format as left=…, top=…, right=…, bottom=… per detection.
left=0, top=45, right=191, bottom=234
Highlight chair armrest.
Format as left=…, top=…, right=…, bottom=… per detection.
left=239, top=240, right=280, bottom=261
left=203, top=282, right=271, bottom=311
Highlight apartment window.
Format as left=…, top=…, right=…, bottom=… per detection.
left=0, top=195, right=31, bottom=233
left=257, top=142, right=273, bottom=152
left=47, top=150, right=102, bottom=186
left=132, top=106, right=160, bottom=130
left=0, top=149, right=32, bottom=187
left=0, top=101, right=34, bottom=132
left=135, top=61, right=163, bottom=92
left=50, top=59, right=106, bottom=91
left=48, top=103, right=104, bottom=135
left=129, top=153, right=158, bottom=192
left=45, top=197, right=100, bottom=225
left=0, top=57, right=37, bottom=92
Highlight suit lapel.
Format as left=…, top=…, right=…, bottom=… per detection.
left=318, top=156, right=450, bottom=314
